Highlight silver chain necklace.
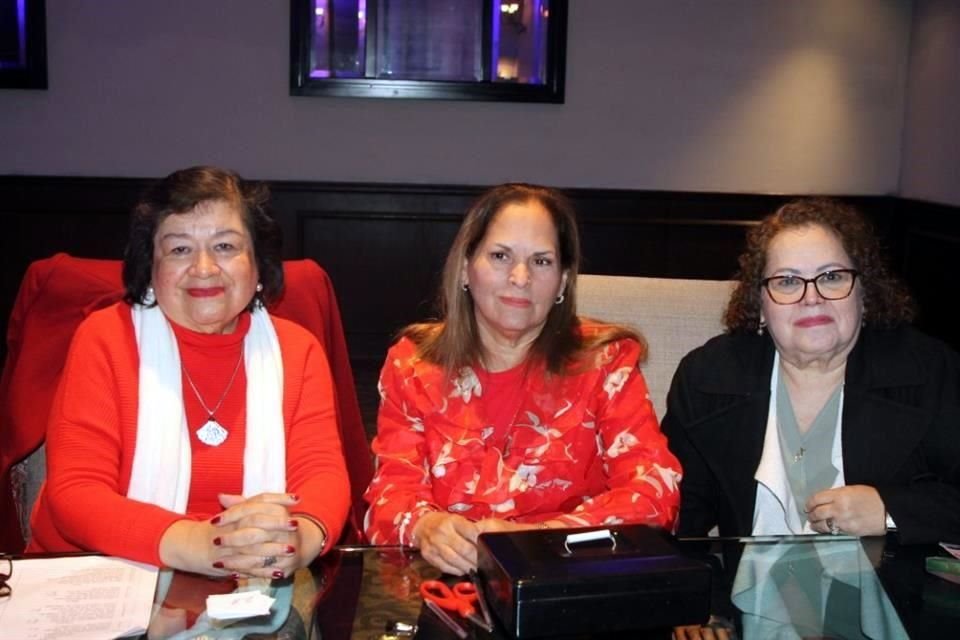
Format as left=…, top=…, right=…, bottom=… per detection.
left=182, top=348, right=244, bottom=447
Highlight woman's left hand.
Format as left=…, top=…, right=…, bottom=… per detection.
left=805, top=485, right=887, bottom=536
left=210, top=492, right=308, bottom=579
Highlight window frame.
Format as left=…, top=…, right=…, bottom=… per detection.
left=289, top=0, right=567, bottom=103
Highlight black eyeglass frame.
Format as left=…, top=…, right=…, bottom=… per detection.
left=760, top=269, right=860, bottom=305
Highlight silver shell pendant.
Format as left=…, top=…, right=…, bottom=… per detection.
left=196, top=419, right=229, bottom=447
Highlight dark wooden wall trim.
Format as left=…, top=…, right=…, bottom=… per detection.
left=1, top=176, right=957, bottom=362
left=889, top=198, right=960, bottom=350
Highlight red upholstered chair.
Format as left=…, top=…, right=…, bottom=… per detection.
left=0, top=253, right=373, bottom=552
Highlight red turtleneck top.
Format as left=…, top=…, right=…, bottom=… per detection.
left=28, top=302, right=350, bottom=566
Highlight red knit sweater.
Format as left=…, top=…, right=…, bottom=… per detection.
left=28, top=303, right=350, bottom=566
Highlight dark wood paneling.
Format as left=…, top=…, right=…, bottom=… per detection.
left=894, top=199, right=960, bottom=351
left=1, top=177, right=957, bottom=362
left=0, top=177, right=142, bottom=362
left=269, top=183, right=481, bottom=358
left=299, top=213, right=462, bottom=356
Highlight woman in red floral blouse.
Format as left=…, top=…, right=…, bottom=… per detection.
left=363, top=184, right=682, bottom=575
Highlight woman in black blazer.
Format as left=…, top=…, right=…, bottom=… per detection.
left=662, top=198, right=960, bottom=545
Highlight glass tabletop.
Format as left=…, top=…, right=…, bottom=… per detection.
left=675, top=535, right=960, bottom=640
left=143, top=567, right=319, bottom=639
left=143, top=535, right=960, bottom=640
left=681, top=536, right=903, bottom=639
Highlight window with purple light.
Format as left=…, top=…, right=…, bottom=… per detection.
left=376, top=0, right=483, bottom=82
left=493, top=0, right=550, bottom=85
left=310, top=0, right=366, bottom=79
left=0, top=0, right=25, bottom=70
left=0, top=0, right=45, bottom=89
left=291, top=0, right=566, bottom=102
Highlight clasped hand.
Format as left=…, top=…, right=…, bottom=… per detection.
left=207, top=492, right=302, bottom=579
left=162, top=492, right=322, bottom=579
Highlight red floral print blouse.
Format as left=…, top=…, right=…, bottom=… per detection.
left=363, top=330, right=682, bottom=545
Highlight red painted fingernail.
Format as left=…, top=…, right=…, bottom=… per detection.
left=213, top=537, right=222, bottom=546
left=288, top=519, right=299, bottom=529
left=211, top=515, right=221, bottom=525
left=272, top=570, right=284, bottom=579
left=285, top=545, right=296, bottom=555
left=231, top=572, right=241, bottom=580
left=213, top=561, right=224, bottom=569
left=289, top=493, right=300, bottom=502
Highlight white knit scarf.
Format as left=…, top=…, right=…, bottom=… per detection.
left=127, top=304, right=286, bottom=512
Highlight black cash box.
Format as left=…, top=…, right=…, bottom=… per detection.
left=476, top=525, right=711, bottom=638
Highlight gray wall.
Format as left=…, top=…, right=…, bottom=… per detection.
left=900, top=0, right=960, bottom=206
left=1, top=0, right=913, bottom=194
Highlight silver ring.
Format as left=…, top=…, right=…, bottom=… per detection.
left=262, top=555, right=278, bottom=568
left=826, top=518, right=840, bottom=535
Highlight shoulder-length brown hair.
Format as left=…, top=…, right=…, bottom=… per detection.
left=724, top=197, right=915, bottom=332
left=403, top=183, right=640, bottom=374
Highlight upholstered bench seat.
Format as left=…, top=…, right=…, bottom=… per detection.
left=578, top=274, right=734, bottom=420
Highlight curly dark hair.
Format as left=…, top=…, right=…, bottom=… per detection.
left=724, top=197, right=915, bottom=332
left=122, top=166, right=283, bottom=309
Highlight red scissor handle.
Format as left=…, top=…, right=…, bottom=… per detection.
left=420, top=580, right=477, bottom=617
left=452, top=581, right=477, bottom=600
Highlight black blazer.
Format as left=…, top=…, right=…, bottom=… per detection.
left=662, top=326, right=960, bottom=544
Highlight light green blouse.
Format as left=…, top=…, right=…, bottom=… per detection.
left=776, top=373, right=842, bottom=522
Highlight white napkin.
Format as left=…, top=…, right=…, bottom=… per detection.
left=206, top=591, right=275, bottom=621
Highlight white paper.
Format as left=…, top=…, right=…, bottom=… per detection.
left=0, top=555, right=158, bottom=640
left=206, top=590, right=275, bottom=621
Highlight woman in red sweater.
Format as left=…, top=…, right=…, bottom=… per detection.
left=364, top=184, right=681, bottom=575
left=28, top=166, right=349, bottom=580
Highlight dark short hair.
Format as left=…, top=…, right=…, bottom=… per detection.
left=724, top=197, right=915, bottom=332
left=122, top=166, right=283, bottom=309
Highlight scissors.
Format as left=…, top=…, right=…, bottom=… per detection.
left=420, top=578, right=494, bottom=632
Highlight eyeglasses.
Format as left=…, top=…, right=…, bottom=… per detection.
left=0, top=555, right=11, bottom=598
left=761, top=269, right=859, bottom=305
